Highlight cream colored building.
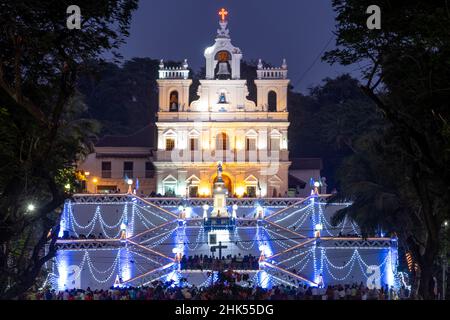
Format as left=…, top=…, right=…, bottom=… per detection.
left=154, top=15, right=291, bottom=198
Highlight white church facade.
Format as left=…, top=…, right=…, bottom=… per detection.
left=155, top=12, right=291, bottom=198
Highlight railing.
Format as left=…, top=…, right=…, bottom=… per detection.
left=68, top=194, right=333, bottom=206
left=159, top=68, right=189, bottom=80
left=256, top=68, right=288, bottom=80
left=155, top=149, right=289, bottom=162
left=157, top=111, right=289, bottom=122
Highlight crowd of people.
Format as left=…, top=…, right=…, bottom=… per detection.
left=180, top=254, right=259, bottom=271
left=24, top=271, right=411, bottom=300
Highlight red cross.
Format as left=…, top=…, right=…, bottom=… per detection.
left=218, top=8, right=228, bottom=21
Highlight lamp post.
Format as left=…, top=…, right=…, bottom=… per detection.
left=27, top=203, right=35, bottom=212
left=127, top=179, right=133, bottom=194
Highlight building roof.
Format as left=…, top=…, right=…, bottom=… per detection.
left=95, top=125, right=156, bottom=148
left=288, top=174, right=307, bottom=189
left=289, top=158, right=323, bottom=170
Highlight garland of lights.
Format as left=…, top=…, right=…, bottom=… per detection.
left=144, top=229, right=178, bottom=248
left=320, top=249, right=392, bottom=282
left=56, top=197, right=399, bottom=290
left=233, top=228, right=257, bottom=250
left=277, top=248, right=311, bottom=265
left=68, top=204, right=127, bottom=238
left=284, top=255, right=312, bottom=272
left=139, top=228, right=178, bottom=245
left=128, top=249, right=166, bottom=266
left=185, top=227, right=205, bottom=251
left=136, top=204, right=169, bottom=222
left=318, top=208, right=360, bottom=237
left=273, top=203, right=313, bottom=223
left=133, top=206, right=157, bottom=228
left=264, top=228, right=300, bottom=247
left=286, top=206, right=313, bottom=230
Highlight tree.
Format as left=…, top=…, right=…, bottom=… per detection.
left=323, top=0, right=450, bottom=298
left=78, top=58, right=161, bottom=135
left=0, top=0, right=138, bottom=299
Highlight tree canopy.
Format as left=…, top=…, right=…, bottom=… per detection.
left=0, top=0, right=138, bottom=299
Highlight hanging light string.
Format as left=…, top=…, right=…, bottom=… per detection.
left=133, top=206, right=157, bottom=227
left=233, top=227, right=257, bottom=250
left=286, top=206, right=313, bottom=229
left=276, top=247, right=312, bottom=265
left=273, top=202, right=313, bottom=223
left=185, top=227, right=205, bottom=251
left=139, top=228, right=178, bottom=246
left=134, top=203, right=169, bottom=222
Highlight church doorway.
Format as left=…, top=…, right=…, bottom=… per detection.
left=213, top=173, right=232, bottom=195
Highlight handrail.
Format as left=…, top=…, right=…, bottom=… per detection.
left=262, top=261, right=317, bottom=286
left=265, top=238, right=316, bottom=260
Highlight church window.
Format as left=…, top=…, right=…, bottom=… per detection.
left=165, top=138, right=175, bottom=151
left=188, top=186, right=198, bottom=198
left=246, top=186, right=257, bottom=198
left=246, top=138, right=256, bottom=151
left=270, top=137, right=280, bottom=151
left=123, top=161, right=133, bottom=179
left=216, top=132, right=228, bottom=151
left=268, top=91, right=277, bottom=112
left=169, top=91, right=179, bottom=112
left=101, top=161, right=111, bottom=179
left=164, top=185, right=176, bottom=197
left=190, top=138, right=199, bottom=151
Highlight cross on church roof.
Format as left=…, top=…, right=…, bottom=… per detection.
left=218, top=8, right=228, bottom=21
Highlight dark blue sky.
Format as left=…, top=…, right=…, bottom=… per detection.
left=119, top=0, right=359, bottom=93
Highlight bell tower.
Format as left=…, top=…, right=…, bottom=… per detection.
left=204, top=8, right=242, bottom=80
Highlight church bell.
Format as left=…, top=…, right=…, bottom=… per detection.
left=216, top=61, right=231, bottom=79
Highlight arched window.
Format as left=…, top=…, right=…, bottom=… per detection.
left=268, top=91, right=277, bottom=112
left=216, top=132, right=228, bottom=151
left=169, top=91, right=179, bottom=112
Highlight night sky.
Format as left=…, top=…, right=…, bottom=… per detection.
left=119, top=0, right=359, bottom=93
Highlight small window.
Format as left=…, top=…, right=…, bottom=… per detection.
left=123, top=161, right=133, bottom=179
left=216, top=132, right=228, bottom=151
left=246, top=138, right=256, bottom=151
left=169, top=91, right=179, bottom=112
left=246, top=186, right=257, bottom=198
left=189, top=186, right=198, bottom=198
left=164, top=185, right=176, bottom=197
left=190, top=138, right=199, bottom=151
left=166, top=138, right=175, bottom=151
left=270, top=138, right=280, bottom=151
left=101, top=161, right=111, bottom=178
left=268, top=91, right=277, bottom=112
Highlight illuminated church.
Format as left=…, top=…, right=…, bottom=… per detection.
left=78, top=9, right=323, bottom=198
left=155, top=9, right=290, bottom=198
left=53, top=10, right=399, bottom=292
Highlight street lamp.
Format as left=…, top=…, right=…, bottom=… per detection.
left=127, top=179, right=133, bottom=194
left=27, top=203, right=35, bottom=212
